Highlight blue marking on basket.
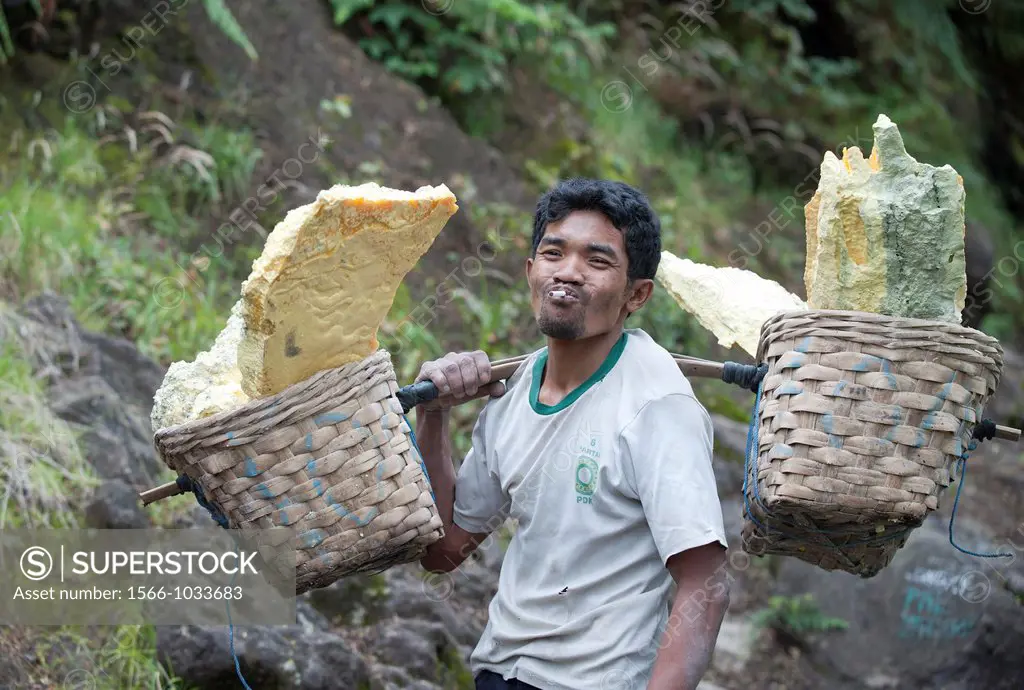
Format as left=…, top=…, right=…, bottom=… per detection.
left=779, top=354, right=806, bottom=369
left=225, top=430, right=244, bottom=447
left=276, top=497, right=292, bottom=525
left=306, top=458, right=317, bottom=475
left=301, top=529, right=326, bottom=549
left=254, top=482, right=274, bottom=500
left=743, top=354, right=1014, bottom=559
left=314, top=411, right=349, bottom=426
left=351, top=419, right=362, bottom=428
left=776, top=381, right=802, bottom=396
left=822, top=413, right=843, bottom=448
left=305, top=433, right=314, bottom=451
left=244, top=457, right=260, bottom=477
left=322, top=462, right=387, bottom=528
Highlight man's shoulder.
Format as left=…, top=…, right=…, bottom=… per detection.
left=620, top=328, right=697, bottom=398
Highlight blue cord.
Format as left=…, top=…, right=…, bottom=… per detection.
left=947, top=439, right=1013, bottom=559
left=226, top=537, right=252, bottom=689
left=404, top=413, right=435, bottom=503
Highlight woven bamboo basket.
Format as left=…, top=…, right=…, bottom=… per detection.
left=741, top=309, right=1004, bottom=577
left=152, top=348, right=444, bottom=595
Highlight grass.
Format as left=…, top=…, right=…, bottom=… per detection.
left=0, top=333, right=96, bottom=528
left=0, top=117, right=254, bottom=367
left=32, top=625, right=190, bottom=690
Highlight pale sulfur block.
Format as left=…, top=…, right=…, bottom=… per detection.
left=237, top=182, right=458, bottom=398
left=150, top=299, right=250, bottom=432
left=150, top=182, right=458, bottom=433
left=656, top=250, right=807, bottom=358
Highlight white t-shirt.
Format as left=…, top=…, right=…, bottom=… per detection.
left=452, top=328, right=729, bottom=690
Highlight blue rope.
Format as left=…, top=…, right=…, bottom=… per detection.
left=226, top=539, right=252, bottom=689
left=404, top=413, right=435, bottom=503
left=173, top=475, right=249, bottom=687
left=176, top=474, right=229, bottom=528
left=947, top=438, right=1013, bottom=559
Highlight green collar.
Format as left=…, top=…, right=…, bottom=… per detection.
left=529, top=332, right=628, bottom=415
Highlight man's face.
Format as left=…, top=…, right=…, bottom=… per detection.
left=526, top=210, right=650, bottom=340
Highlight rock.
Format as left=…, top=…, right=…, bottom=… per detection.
left=804, top=113, right=967, bottom=322
left=156, top=602, right=370, bottom=690
left=305, top=572, right=392, bottom=627
left=13, top=291, right=164, bottom=412
left=0, top=293, right=167, bottom=487
left=710, top=614, right=757, bottom=676
left=366, top=618, right=461, bottom=685
left=381, top=566, right=482, bottom=648
left=84, top=479, right=151, bottom=528
left=49, top=376, right=163, bottom=486
left=770, top=515, right=1024, bottom=688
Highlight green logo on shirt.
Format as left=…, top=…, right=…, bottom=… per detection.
left=576, top=456, right=598, bottom=503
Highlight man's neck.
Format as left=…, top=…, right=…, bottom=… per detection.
left=539, top=328, right=624, bottom=403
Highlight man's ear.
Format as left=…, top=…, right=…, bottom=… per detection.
left=525, top=256, right=534, bottom=287
left=626, top=278, right=655, bottom=315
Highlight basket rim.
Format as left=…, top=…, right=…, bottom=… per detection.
left=152, top=347, right=396, bottom=443
left=761, top=309, right=1000, bottom=338
left=757, top=309, right=1003, bottom=357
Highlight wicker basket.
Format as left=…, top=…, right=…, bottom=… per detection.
left=153, top=348, right=444, bottom=595
left=741, top=309, right=1004, bottom=577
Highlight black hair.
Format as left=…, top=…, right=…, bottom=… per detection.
left=530, top=177, right=662, bottom=281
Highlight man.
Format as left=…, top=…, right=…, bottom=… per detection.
left=415, top=178, right=730, bottom=690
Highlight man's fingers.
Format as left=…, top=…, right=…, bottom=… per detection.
left=459, top=354, right=482, bottom=397
left=471, top=350, right=491, bottom=387
left=488, top=381, right=506, bottom=398
left=441, top=355, right=466, bottom=399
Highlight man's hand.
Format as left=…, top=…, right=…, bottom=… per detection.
left=415, top=350, right=506, bottom=411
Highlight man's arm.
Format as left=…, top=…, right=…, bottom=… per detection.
left=647, top=542, right=730, bottom=690
left=417, top=406, right=491, bottom=573
left=413, top=350, right=506, bottom=574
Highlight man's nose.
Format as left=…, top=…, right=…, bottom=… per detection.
left=552, top=254, right=585, bottom=284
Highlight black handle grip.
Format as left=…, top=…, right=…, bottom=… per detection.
left=395, top=380, right=440, bottom=413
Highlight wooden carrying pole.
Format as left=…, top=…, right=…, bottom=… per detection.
left=138, top=353, right=1022, bottom=506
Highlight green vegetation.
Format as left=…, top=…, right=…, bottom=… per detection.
left=33, top=625, right=189, bottom=690
left=0, top=335, right=95, bottom=528
left=750, top=593, right=850, bottom=639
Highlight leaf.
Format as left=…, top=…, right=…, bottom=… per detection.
left=0, top=7, right=13, bottom=62
left=201, top=0, right=258, bottom=61
left=330, top=0, right=375, bottom=25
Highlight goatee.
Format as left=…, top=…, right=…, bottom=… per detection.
left=537, top=309, right=586, bottom=340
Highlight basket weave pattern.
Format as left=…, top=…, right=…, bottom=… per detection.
left=742, top=310, right=1003, bottom=576
left=153, top=349, right=443, bottom=594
